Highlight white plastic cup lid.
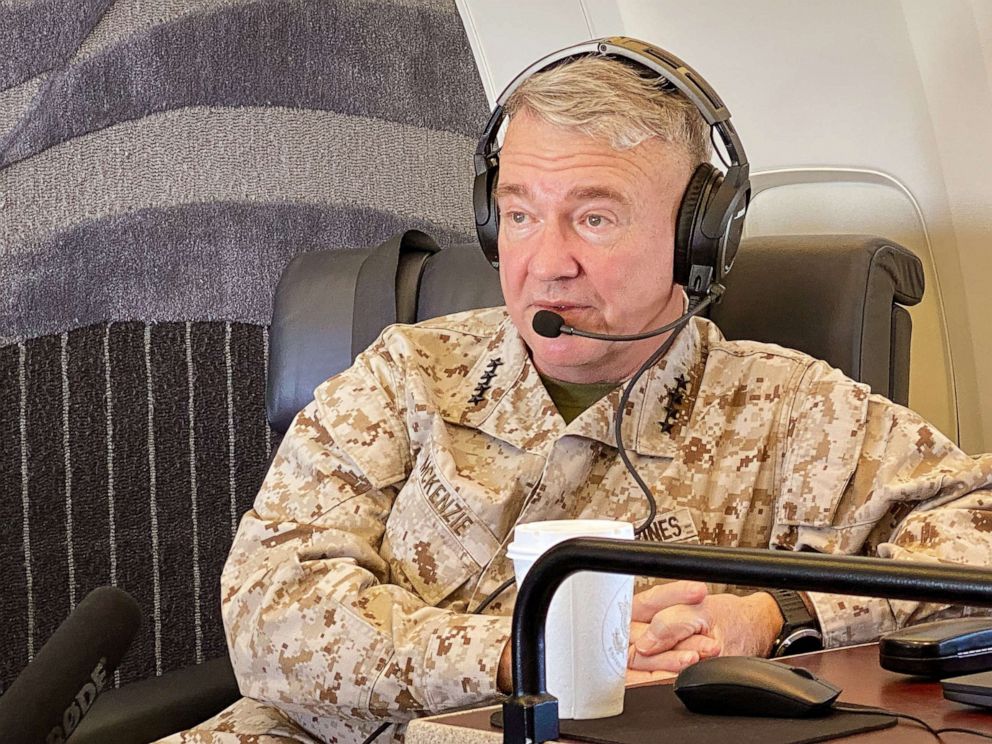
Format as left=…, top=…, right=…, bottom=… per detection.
left=507, top=519, right=633, bottom=560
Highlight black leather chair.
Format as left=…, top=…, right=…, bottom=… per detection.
left=267, top=232, right=924, bottom=434
left=710, top=234, right=923, bottom=408
left=71, top=232, right=921, bottom=742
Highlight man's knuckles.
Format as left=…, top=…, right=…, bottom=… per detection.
left=631, top=581, right=708, bottom=621
left=628, top=621, right=650, bottom=645
left=635, top=615, right=708, bottom=654
left=675, top=634, right=721, bottom=657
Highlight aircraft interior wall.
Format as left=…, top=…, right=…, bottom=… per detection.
left=458, top=0, right=992, bottom=454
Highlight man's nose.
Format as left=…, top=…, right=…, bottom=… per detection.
left=529, top=221, right=580, bottom=281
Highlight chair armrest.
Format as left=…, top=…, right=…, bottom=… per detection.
left=71, top=656, right=240, bottom=744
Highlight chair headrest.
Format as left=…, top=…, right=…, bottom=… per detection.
left=712, top=234, right=924, bottom=397
left=266, top=231, right=440, bottom=434
left=415, top=243, right=504, bottom=321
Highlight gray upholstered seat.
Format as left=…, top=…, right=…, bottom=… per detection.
left=266, top=233, right=923, bottom=436
left=710, top=235, right=923, bottom=406
left=66, top=232, right=920, bottom=742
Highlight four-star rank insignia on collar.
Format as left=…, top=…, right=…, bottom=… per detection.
left=659, top=373, right=690, bottom=435
left=469, top=357, right=503, bottom=405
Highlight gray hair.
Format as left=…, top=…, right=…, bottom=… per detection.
left=503, top=55, right=712, bottom=166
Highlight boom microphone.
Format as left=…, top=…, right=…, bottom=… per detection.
left=0, top=586, right=142, bottom=744
left=531, top=286, right=723, bottom=342
left=531, top=310, right=566, bottom=339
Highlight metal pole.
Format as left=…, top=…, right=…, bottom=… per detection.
left=502, top=538, right=992, bottom=744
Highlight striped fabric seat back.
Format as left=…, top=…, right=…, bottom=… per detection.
left=0, top=0, right=488, bottom=691
left=0, top=322, right=273, bottom=685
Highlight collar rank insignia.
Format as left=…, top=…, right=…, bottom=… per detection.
left=469, top=357, right=503, bottom=405
left=659, top=373, right=690, bottom=435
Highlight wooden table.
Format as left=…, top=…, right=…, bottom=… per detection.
left=406, top=644, right=992, bottom=743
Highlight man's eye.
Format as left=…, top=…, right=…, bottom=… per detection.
left=509, top=211, right=528, bottom=224
left=586, top=214, right=605, bottom=227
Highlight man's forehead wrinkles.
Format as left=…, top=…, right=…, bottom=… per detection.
left=499, top=152, right=644, bottom=193
left=501, top=145, right=645, bottom=171
left=495, top=181, right=630, bottom=206
left=499, top=145, right=666, bottom=195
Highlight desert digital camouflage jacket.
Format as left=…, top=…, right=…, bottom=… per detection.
left=192, top=307, right=992, bottom=743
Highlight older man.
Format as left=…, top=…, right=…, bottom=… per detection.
left=169, top=42, right=992, bottom=744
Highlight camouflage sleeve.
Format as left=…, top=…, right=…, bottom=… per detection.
left=772, top=362, right=992, bottom=647
left=221, top=343, right=510, bottom=726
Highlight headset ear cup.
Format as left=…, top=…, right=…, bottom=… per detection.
left=719, top=184, right=750, bottom=277
left=473, top=165, right=500, bottom=267
left=673, top=164, right=718, bottom=286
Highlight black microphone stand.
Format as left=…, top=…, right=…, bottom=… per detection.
left=503, top=538, right=992, bottom=744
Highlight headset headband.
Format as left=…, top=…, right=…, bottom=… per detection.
left=481, top=38, right=745, bottom=156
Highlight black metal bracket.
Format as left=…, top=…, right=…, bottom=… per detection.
left=503, top=538, right=992, bottom=744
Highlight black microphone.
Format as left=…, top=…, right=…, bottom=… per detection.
left=531, top=286, right=723, bottom=342
left=0, top=586, right=142, bottom=744
left=531, top=310, right=566, bottom=339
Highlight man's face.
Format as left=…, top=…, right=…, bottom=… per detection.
left=496, top=110, right=692, bottom=383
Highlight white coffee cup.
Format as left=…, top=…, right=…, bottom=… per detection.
left=506, top=519, right=634, bottom=720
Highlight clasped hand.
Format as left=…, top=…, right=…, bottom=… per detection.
left=626, top=581, right=784, bottom=685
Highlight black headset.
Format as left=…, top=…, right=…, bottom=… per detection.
left=472, top=37, right=751, bottom=302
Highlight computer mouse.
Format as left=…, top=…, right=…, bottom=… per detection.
left=673, top=656, right=842, bottom=718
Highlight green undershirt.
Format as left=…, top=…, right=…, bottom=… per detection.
left=539, top=373, right=619, bottom=425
